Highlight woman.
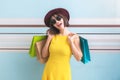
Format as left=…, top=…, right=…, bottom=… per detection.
left=42, top=8, right=83, bottom=80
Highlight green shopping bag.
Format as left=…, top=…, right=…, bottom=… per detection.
left=80, top=36, right=91, bottom=64
left=29, top=35, right=47, bottom=57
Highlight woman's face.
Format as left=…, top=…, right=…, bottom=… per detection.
left=50, top=14, right=65, bottom=30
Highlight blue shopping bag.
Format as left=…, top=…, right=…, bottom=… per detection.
left=79, top=36, right=91, bottom=64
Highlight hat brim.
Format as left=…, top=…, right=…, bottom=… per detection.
left=44, top=8, right=70, bottom=27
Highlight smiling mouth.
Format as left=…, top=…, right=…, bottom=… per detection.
left=57, top=23, right=62, bottom=27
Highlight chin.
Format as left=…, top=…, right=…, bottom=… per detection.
left=59, top=26, right=64, bottom=30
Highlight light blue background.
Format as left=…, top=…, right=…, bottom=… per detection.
left=0, top=52, right=120, bottom=80
left=0, top=0, right=119, bottom=18
left=0, top=0, right=120, bottom=80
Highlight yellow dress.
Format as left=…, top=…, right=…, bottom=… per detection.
left=42, top=35, right=72, bottom=80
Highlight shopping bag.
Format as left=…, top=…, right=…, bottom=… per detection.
left=29, top=35, right=47, bottom=57
left=35, top=39, right=48, bottom=64
left=79, top=36, right=91, bottom=64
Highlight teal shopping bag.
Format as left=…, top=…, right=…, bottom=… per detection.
left=79, top=36, right=91, bottom=64
left=29, top=35, right=47, bottom=57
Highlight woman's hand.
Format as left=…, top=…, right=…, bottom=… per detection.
left=68, top=33, right=77, bottom=44
left=47, top=29, right=54, bottom=40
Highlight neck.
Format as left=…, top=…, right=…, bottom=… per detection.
left=59, top=28, right=69, bottom=36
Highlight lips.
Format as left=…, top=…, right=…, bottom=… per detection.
left=57, top=23, right=62, bottom=27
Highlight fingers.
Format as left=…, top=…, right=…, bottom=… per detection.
left=68, top=34, right=78, bottom=44
left=68, top=35, right=74, bottom=43
left=46, top=29, right=51, bottom=36
left=68, top=33, right=75, bottom=36
left=47, top=29, right=50, bottom=34
left=68, top=34, right=76, bottom=39
left=68, top=36, right=71, bottom=40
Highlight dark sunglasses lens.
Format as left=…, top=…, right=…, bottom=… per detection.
left=50, top=16, right=62, bottom=25
left=56, top=16, right=61, bottom=21
left=50, top=19, right=56, bottom=25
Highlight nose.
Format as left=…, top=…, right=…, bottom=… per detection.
left=55, top=20, right=60, bottom=24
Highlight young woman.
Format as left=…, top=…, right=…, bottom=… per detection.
left=42, top=8, right=83, bottom=80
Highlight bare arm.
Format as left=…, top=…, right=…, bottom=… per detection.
left=68, top=34, right=83, bottom=61
left=42, top=30, right=54, bottom=58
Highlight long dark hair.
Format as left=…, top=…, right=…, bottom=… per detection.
left=49, top=14, right=69, bottom=34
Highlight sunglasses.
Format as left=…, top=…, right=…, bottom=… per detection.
left=50, top=15, right=62, bottom=25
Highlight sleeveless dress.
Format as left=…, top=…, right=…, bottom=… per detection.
left=42, top=35, right=72, bottom=80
